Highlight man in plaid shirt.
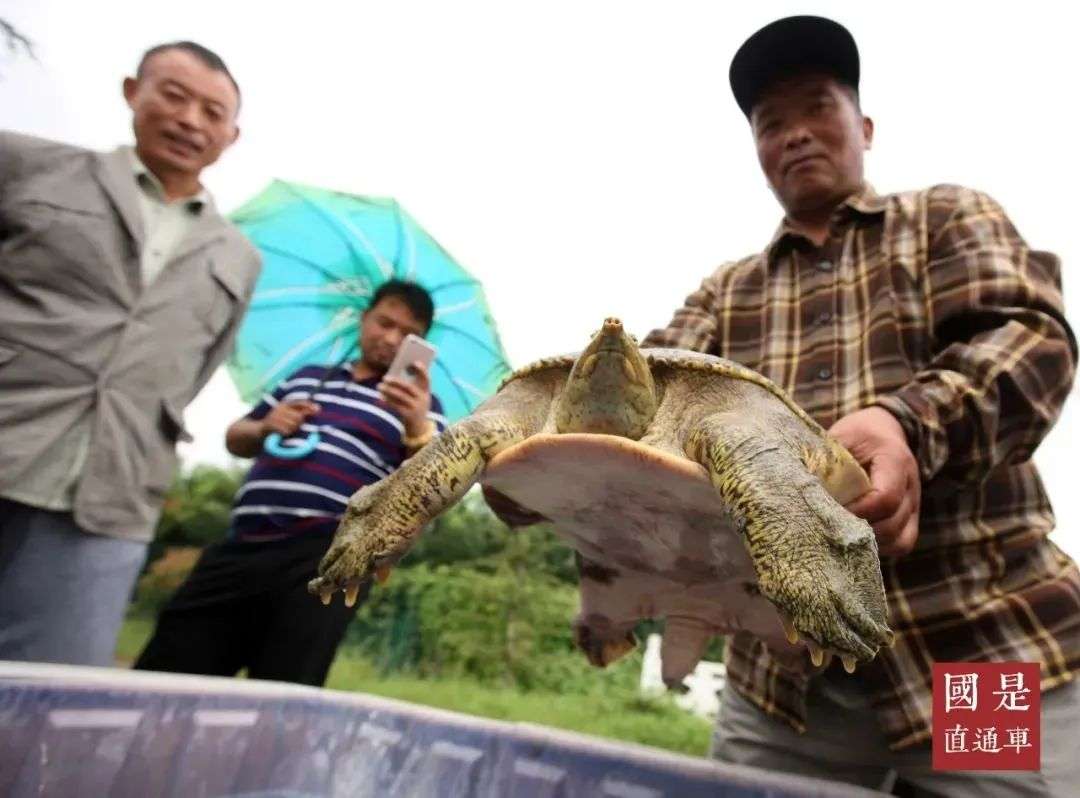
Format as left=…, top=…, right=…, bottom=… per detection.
left=644, top=15, right=1079, bottom=795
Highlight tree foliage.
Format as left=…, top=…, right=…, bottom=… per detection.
left=155, top=463, right=245, bottom=548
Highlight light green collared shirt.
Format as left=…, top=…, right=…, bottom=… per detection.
left=127, top=147, right=210, bottom=285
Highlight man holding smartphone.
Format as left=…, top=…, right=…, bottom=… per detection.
left=135, top=280, right=446, bottom=686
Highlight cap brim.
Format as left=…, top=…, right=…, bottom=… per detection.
left=729, top=16, right=859, bottom=118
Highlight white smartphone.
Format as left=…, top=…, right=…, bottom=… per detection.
left=384, top=333, right=437, bottom=383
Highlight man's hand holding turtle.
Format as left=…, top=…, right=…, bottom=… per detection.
left=829, top=407, right=920, bottom=557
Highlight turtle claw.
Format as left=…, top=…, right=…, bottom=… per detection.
left=375, top=565, right=392, bottom=585
left=780, top=612, right=800, bottom=645
left=806, top=648, right=856, bottom=673
left=344, top=583, right=361, bottom=607
left=319, top=586, right=334, bottom=606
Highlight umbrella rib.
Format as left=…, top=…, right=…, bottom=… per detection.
left=255, top=312, right=360, bottom=397
left=279, top=183, right=369, bottom=264
left=433, top=298, right=477, bottom=318
left=249, top=287, right=372, bottom=309
left=256, top=244, right=346, bottom=283
left=449, top=375, right=496, bottom=400
left=422, top=278, right=482, bottom=295
left=431, top=357, right=474, bottom=414
left=281, top=183, right=396, bottom=280
left=392, top=202, right=417, bottom=282
left=431, top=321, right=512, bottom=367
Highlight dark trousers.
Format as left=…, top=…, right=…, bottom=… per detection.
left=135, top=532, right=369, bottom=686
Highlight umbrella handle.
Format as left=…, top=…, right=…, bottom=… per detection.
left=264, top=430, right=321, bottom=459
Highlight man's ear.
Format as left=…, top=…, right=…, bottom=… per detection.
left=862, top=115, right=875, bottom=151
left=122, top=76, right=138, bottom=109
left=229, top=124, right=241, bottom=147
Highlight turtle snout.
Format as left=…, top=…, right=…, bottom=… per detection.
left=603, top=317, right=623, bottom=332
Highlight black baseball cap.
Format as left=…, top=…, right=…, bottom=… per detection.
left=729, top=16, right=860, bottom=118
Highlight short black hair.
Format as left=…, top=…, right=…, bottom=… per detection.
left=137, top=41, right=241, bottom=104
left=369, top=280, right=435, bottom=333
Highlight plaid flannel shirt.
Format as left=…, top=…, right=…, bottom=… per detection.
left=643, top=183, right=1080, bottom=750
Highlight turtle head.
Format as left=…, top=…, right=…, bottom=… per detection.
left=555, top=318, right=658, bottom=439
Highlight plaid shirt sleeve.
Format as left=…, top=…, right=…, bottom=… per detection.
left=641, top=271, right=725, bottom=353
left=873, top=186, right=1078, bottom=483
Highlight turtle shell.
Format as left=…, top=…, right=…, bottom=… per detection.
left=481, top=432, right=795, bottom=683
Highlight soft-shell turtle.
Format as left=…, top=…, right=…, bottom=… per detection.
left=309, top=318, right=893, bottom=684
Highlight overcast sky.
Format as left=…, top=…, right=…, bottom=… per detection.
left=3, top=0, right=1078, bottom=557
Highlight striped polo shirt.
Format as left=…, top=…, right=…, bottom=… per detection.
left=230, top=364, right=447, bottom=543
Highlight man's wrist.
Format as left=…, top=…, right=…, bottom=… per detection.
left=403, top=413, right=431, bottom=437
left=867, top=406, right=907, bottom=444
left=402, top=419, right=435, bottom=449
left=870, top=398, right=919, bottom=454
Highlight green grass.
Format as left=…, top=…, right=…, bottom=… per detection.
left=115, top=614, right=155, bottom=667
left=325, top=655, right=710, bottom=755
left=116, top=614, right=711, bottom=756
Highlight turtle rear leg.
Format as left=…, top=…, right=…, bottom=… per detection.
left=572, top=553, right=640, bottom=668
left=309, top=412, right=530, bottom=603
left=685, top=413, right=893, bottom=666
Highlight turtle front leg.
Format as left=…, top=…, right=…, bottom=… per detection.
left=308, top=414, right=528, bottom=604
left=686, top=413, right=893, bottom=668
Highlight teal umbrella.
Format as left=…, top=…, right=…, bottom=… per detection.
left=227, top=180, right=511, bottom=428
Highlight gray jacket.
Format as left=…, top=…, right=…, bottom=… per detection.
left=0, top=131, right=261, bottom=541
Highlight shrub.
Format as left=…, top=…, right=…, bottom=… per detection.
left=131, top=545, right=202, bottom=616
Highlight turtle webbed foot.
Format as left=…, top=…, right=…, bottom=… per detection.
left=307, top=483, right=416, bottom=605
left=757, top=482, right=893, bottom=671
left=765, top=568, right=893, bottom=671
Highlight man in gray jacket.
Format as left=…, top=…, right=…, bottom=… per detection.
left=0, top=41, right=261, bottom=666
